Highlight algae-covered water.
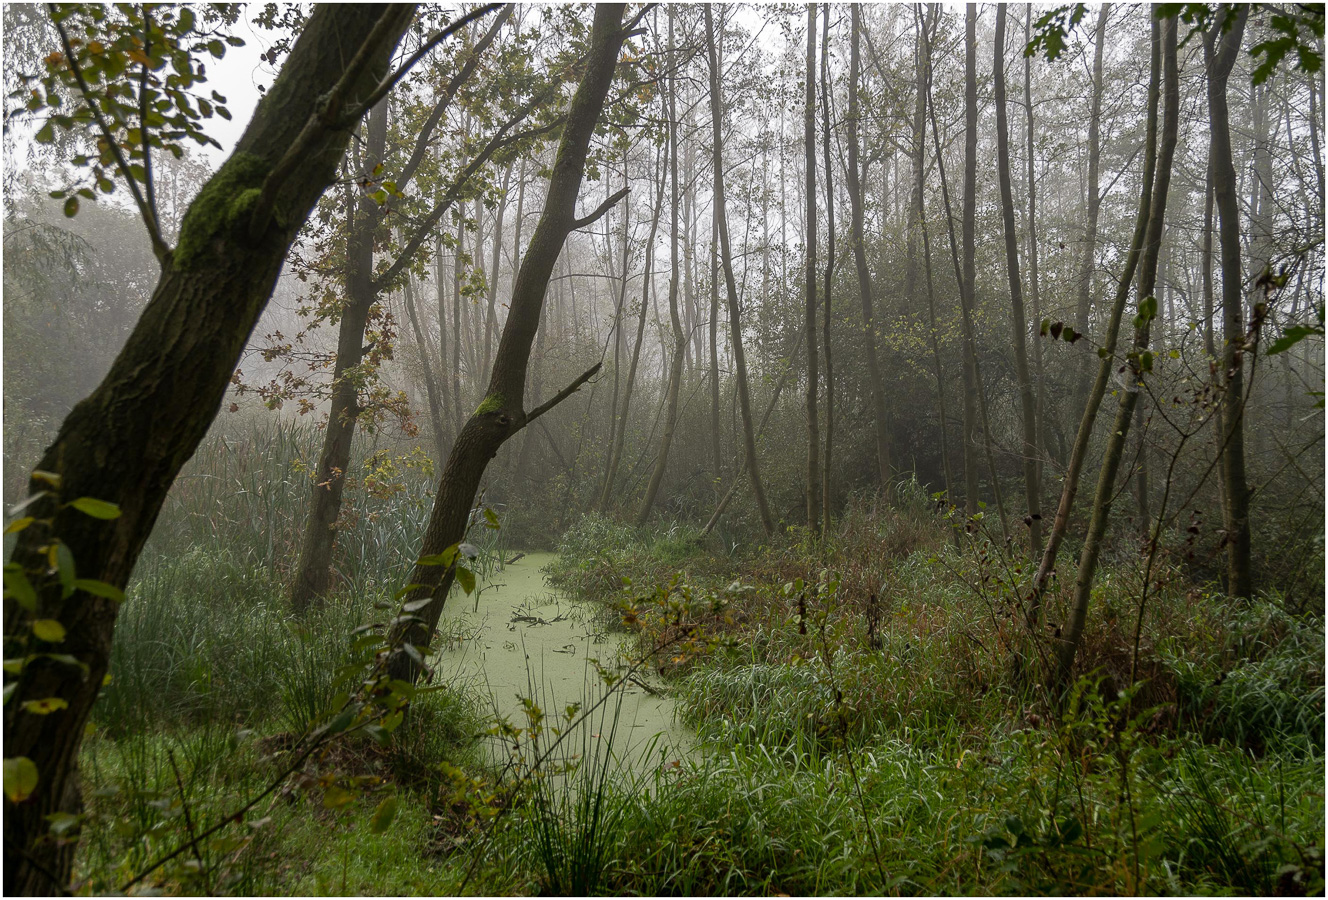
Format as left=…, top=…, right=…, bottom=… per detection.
left=431, top=553, right=689, bottom=769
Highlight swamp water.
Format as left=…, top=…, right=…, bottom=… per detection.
left=432, top=552, right=690, bottom=772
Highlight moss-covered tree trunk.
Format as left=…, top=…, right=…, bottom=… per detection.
left=386, top=4, right=628, bottom=680
left=2, top=7, right=413, bottom=894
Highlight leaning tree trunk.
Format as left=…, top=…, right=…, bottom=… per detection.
left=1026, top=4, right=1159, bottom=628
left=849, top=4, right=893, bottom=497
left=993, top=5, right=1043, bottom=556
left=386, top=4, right=628, bottom=680
left=707, top=3, right=775, bottom=535
left=803, top=3, right=822, bottom=535
left=1205, top=5, right=1254, bottom=599
left=2, top=7, right=414, bottom=894
left=638, top=9, right=687, bottom=527
left=290, top=98, right=388, bottom=612
left=1072, top=4, right=1109, bottom=419
left=1058, top=12, right=1179, bottom=686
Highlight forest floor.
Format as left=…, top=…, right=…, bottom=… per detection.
left=71, top=482, right=1323, bottom=895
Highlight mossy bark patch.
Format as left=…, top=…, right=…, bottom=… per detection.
left=173, top=153, right=271, bottom=271
left=474, top=393, right=506, bottom=416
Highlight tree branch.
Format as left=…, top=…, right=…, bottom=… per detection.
left=570, top=186, right=629, bottom=231
left=247, top=5, right=415, bottom=242
left=524, top=362, right=602, bottom=426
left=50, top=6, right=169, bottom=264
left=342, top=4, right=506, bottom=128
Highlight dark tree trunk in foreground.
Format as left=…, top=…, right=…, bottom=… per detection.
left=707, top=3, right=775, bottom=535
left=993, top=5, right=1042, bottom=555
left=2, top=7, right=414, bottom=894
left=1058, top=13, right=1179, bottom=686
left=387, top=4, right=628, bottom=680
left=848, top=4, right=892, bottom=496
left=804, top=3, right=822, bottom=535
left=290, top=99, right=388, bottom=611
left=1205, top=5, right=1254, bottom=599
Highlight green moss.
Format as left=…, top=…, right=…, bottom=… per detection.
left=173, top=153, right=271, bottom=271
left=474, top=393, right=505, bottom=416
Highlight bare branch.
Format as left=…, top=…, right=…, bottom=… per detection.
left=524, top=362, right=602, bottom=426
left=570, top=186, right=629, bottom=231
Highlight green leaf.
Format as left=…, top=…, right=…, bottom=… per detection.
left=31, top=620, right=65, bottom=643
left=369, top=794, right=398, bottom=833
left=323, top=785, right=355, bottom=809
left=1133, top=295, right=1158, bottom=328
left=324, top=707, right=356, bottom=735
left=207, top=39, right=226, bottom=58
left=22, top=697, right=68, bottom=715
left=70, top=497, right=121, bottom=519
left=363, top=724, right=390, bottom=748
left=417, top=544, right=459, bottom=568
left=54, top=542, right=75, bottom=600
left=483, top=507, right=500, bottom=529
left=3, top=683, right=16, bottom=705
left=4, top=517, right=34, bottom=535
left=63, top=196, right=79, bottom=217
left=73, top=579, right=125, bottom=602
left=455, top=566, right=475, bottom=596
left=4, top=565, right=37, bottom=612
left=4, top=757, right=38, bottom=803
left=1267, top=324, right=1323, bottom=355
left=46, top=811, right=81, bottom=836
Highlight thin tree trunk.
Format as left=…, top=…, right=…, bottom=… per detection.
left=2, top=8, right=412, bottom=892
left=387, top=4, right=628, bottom=681
left=638, top=8, right=687, bottom=527
left=820, top=3, right=834, bottom=528
left=709, top=173, right=723, bottom=483
left=403, top=268, right=447, bottom=459
left=707, top=4, right=775, bottom=535
left=850, top=4, right=893, bottom=496
left=994, top=5, right=1042, bottom=555
left=1206, top=5, right=1254, bottom=599
left=1072, top=5, right=1108, bottom=417
left=482, top=162, right=513, bottom=376
left=1024, top=6, right=1048, bottom=476
left=1058, top=13, right=1178, bottom=685
left=596, top=154, right=634, bottom=511
left=804, top=3, right=822, bottom=535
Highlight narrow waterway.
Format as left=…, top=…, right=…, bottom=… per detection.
left=432, top=552, right=689, bottom=771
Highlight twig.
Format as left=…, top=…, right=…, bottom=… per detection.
left=167, top=749, right=214, bottom=896
left=570, top=186, right=630, bottom=231
left=524, top=362, right=602, bottom=426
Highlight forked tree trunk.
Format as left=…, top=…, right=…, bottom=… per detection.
left=2, top=8, right=413, bottom=893
left=993, top=5, right=1042, bottom=555
left=386, top=4, right=628, bottom=680
left=1057, top=13, right=1178, bottom=686
left=707, top=4, right=775, bottom=535
left=1027, top=5, right=1160, bottom=628
left=1205, top=5, right=1254, bottom=599
left=849, top=4, right=893, bottom=496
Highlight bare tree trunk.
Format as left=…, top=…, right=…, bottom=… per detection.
left=1023, top=6, right=1048, bottom=475
left=482, top=162, right=513, bottom=377
left=1058, top=12, right=1178, bottom=685
left=820, top=3, right=835, bottom=528
left=387, top=4, right=629, bottom=681
left=638, top=8, right=687, bottom=527
left=403, top=268, right=447, bottom=459
left=804, top=3, right=822, bottom=535
left=707, top=4, right=775, bottom=535
left=1205, top=5, right=1254, bottom=599
left=994, top=5, right=1042, bottom=555
left=290, top=98, right=389, bottom=611
left=850, top=4, right=893, bottom=496
left=596, top=153, right=634, bottom=511
left=2, top=8, right=412, bottom=892
left=709, top=174, right=723, bottom=483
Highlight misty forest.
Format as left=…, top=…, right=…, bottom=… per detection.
left=2, top=2, right=1325, bottom=895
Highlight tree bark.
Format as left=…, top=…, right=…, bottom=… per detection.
left=1058, top=12, right=1179, bottom=685
left=994, top=5, right=1043, bottom=555
left=707, top=4, right=775, bottom=535
left=386, top=4, right=628, bottom=680
left=1023, top=7, right=1048, bottom=475
left=1205, top=5, right=1253, bottom=599
left=403, top=268, right=447, bottom=459
left=2, top=7, right=413, bottom=893
left=1072, top=5, right=1109, bottom=416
